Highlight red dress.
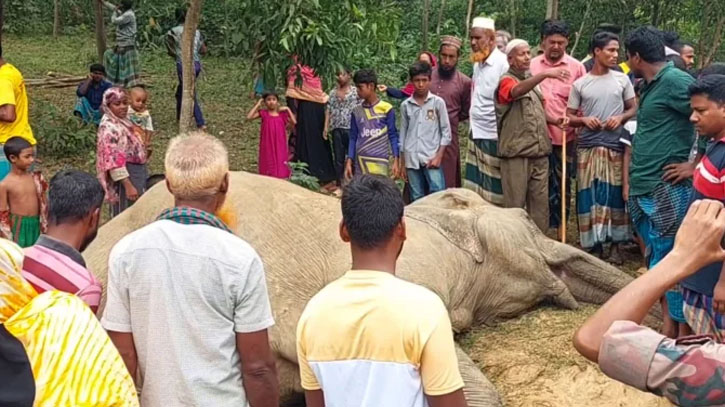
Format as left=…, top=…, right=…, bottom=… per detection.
left=258, top=110, right=291, bottom=178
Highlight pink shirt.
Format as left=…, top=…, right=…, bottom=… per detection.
left=529, top=54, right=586, bottom=145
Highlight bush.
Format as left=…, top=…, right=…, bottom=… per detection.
left=288, top=161, right=320, bottom=191
left=33, top=100, right=97, bottom=158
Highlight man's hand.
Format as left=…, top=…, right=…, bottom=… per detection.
left=377, top=84, right=388, bottom=93
left=714, top=280, right=725, bottom=315
left=323, top=129, right=328, bottom=141
left=603, top=115, right=624, bottom=130
left=622, top=182, right=629, bottom=202
left=672, top=200, right=725, bottom=271
left=582, top=116, right=602, bottom=130
left=544, top=68, right=571, bottom=81
left=344, top=159, right=353, bottom=180
left=426, top=154, right=443, bottom=169
left=662, top=162, right=695, bottom=184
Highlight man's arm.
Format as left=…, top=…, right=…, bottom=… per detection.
left=107, top=331, right=138, bottom=382
left=0, top=182, right=11, bottom=239
left=510, top=68, right=568, bottom=99
left=421, top=303, right=467, bottom=407
left=237, top=330, right=279, bottom=407
left=574, top=199, right=725, bottom=362
left=386, top=108, right=400, bottom=158
left=603, top=97, right=638, bottom=131
left=304, top=390, right=325, bottom=407
left=459, top=76, right=472, bottom=122
left=77, top=77, right=92, bottom=97
left=622, top=146, right=631, bottom=202
left=0, top=104, right=16, bottom=123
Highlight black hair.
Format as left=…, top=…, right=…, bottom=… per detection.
left=3, top=137, right=32, bottom=161
left=659, top=30, right=680, bottom=49
left=341, top=175, right=404, bottom=250
left=175, top=7, right=187, bottom=24
left=353, top=69, right=378, bottom=86
left=262, top=91, right=278, bottom=101
left=540, top=19, right=570, bottom=39
left=120, top=0, right=133, bottom=11
left=625, top=26, right=665, bottom=63
left=590, top=32, right=619, bottom=54
left=89, top=63, right=106, bottom=74
left=48, top=170, right=105, bottom=225
left=700, top=63, right=725, bottom=78
left=409, top=61, right=432, bottom=80
left=338, top=66, right=352, bottom=75
left=594, top=23, right=621, bottom=35
left=674, top=41, right=694, bottom=54
left=666, top=54, right=688, bottom=71
left=688, top=74, right=725, bottom=104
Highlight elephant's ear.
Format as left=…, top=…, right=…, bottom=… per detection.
left=405, top=189, right=489, bottom=262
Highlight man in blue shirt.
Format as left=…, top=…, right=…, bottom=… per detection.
left=73, top=64, right=112, bottom=125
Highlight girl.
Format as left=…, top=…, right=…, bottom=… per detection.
left=96, top=87, right=148, bottom=217
left=377, top=51, right=438, bottom=100
left=247, top=91, right=297, bottom=179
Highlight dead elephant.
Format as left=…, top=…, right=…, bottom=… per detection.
left=84, top=172, right=636, bottom=406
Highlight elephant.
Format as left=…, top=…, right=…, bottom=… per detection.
left=84, top=172, right=637, bottom=406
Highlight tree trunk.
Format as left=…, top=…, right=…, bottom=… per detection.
left=464, top=0, right=474, bottom=41
left=436, top=0, right=446, bottom=36
left=179, top=0, right=204, bottom=134
left=570, top=0, right=593, bottom=57
left=0, top=0, right=5, bottom=46
left=422, top=0, right=431, bottom=51
left=93, top=0, right=106, bottom=63
left=704, top=15, right=725, bottom=67
left=546, top=0, right=558, bottom=19
left=509, top=0, right=516, bottom=37
left=651, top=0, right=662, bottom=26
left=53, top=0, right=60, bottom=39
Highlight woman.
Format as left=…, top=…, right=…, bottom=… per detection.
left=96, top=87, right=148, bottom=217
left=101, top=0, right=141, bottom=87
left=377, top=51, right=438, bottom=100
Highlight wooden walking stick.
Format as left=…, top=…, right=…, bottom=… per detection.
left=561, top=128, right=567, bottom=243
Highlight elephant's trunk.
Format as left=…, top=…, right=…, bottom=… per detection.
left=455, top=344, right=503, bottom=407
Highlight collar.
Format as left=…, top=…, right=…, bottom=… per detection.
left=651, top=61, right=673, bottom=83
left=483, top=48, right=505, bottom=66
left=540, top=54, right=570, bottom=67
left=362, top=99, right=381, bottom=109
left=407, top=91, right=435, bottom=104
left=157, top=207, right=232, bottom=234
left=35, top=235, right=86, bottom=268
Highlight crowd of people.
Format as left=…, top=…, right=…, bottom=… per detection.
left=0, top=0, right=725, bottom=404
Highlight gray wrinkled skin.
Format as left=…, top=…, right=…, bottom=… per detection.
left=85, top=172, right=637, bottom=406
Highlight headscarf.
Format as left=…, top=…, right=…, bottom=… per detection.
left=285, top=57, right=329, bottom=104
left=0, top=238, right=140, bottom=406
left=401, top=51, right=439, bottom=97
left=96, top=87, right=147, bottom=203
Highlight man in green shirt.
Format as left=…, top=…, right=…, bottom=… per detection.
left=625, top=26, right=696, bottom=338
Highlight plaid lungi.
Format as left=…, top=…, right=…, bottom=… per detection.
left=682, top=286, right=725, bottom=341
left=104, top=46, right=141, bottom=88
left=464, top=136, right=503, bottom=206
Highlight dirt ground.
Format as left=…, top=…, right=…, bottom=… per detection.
left=460, top=305, right=671, bottom=407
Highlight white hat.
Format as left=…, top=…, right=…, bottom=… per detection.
left=471, top=17, right=495, bottom=31
left=504, top=39, right=529, bottom=55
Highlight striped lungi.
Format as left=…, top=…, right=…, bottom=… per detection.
left=576, top=147, right=631, bottom=249
left=463, top=136, right=503, bottom=206
left=104, top=46, right=141, bottom=88
left=682, top=286, right=725, bottom=341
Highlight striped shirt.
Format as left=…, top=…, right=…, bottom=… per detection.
left=22, top=235, right=101, bottom=312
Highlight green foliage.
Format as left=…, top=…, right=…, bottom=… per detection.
left=288, top=161, right=321, bottom=191
left=32, top=100, right=97, bottom=158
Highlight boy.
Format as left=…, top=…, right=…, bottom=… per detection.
left=325, top=67, right=361, bottom=185
left=345, top=69, right=399, bottom=179
left=678, top=75, right=725, bottom=340
left=399, top=62, right=451, bottom=201
left=0, top=137, right=47, bottom=247
left=127, top=86, right=154, bottom=155
left=296, top=175, right=467, bottom=407
left=74, top=63, right=112, bottom=125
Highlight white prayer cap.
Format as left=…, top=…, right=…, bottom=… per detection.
left=471, top=17, right=495, bottom=31
left=504, top=39, right=529, bottom=55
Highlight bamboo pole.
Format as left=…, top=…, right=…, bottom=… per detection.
left=561, top=129, right=567, bottom=243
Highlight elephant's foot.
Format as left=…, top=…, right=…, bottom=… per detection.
left=456, top=344, right=503, bottom=407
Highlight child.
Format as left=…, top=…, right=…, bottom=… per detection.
left=246, top=91, right=297, bottom=179
left=127, top=86, right=154, bottom=155
left=399, top=61, right=451, bottom=201
left=325, top=67, right=361, bottom=185
left=345, top=69, right=400, bottom=179
left=0, top=137, right=48, bottom=247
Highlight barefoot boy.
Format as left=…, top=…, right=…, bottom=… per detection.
left=0, top=136, right=47, bottom=247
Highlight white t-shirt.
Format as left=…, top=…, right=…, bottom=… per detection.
left=101, top=219, right=275, bottom=407
left=469, top=48, right=509, bottom=140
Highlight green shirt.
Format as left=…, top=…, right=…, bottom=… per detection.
left=629, top=63, right=695, bottom=197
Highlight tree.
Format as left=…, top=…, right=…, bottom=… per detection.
left=93, top=0, right=106, bottom=63
left=179, top=0, right=204, bottom=134
left=436, top=0, right=446, bottom=36
left=53, top=0, right=60, bottom=39
left=464, top=0, right=473, bottom=41
left=546, top=0, right=558, bottom=19
left=422, top=0, right=431, bottom=50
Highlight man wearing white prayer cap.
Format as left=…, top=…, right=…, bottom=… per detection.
left=464, top=16, right=509, bottom=205
left=495, top=39, right=571, bottom=232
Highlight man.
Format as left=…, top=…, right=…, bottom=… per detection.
left=296, top=175, right=467, bottom=407
left=574, top=200, right=725, bottom=407
left=101, top=134, right=279, bottom=407
left=495, top=39, right=569, bottom=232
left=433, top=35, right=472, bottom=189
left=530, top=19, right=586, bottom=236
left=21, top=170, right=103, bottom=313
left=0, top=45, right=34, bottom=181
left=464, top=16, right=509, bottom=205
left=675, top=41, right=696, bottom=70
left=567, top=32, right=637, bottom=262
left=167, top=7, right=207, bottom=130
left=74, top=64, right=112, bottom=125
left=625, top=26, right=696, bottom=338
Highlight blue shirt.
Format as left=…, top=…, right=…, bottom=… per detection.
left=681, top=140, right=725, bottom=296
left=348, top=100, right=400, bottom=160
left=77, top=80, right=112, bottom=110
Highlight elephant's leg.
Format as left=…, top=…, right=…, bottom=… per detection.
left=456, top=345, right=503, bottom=407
